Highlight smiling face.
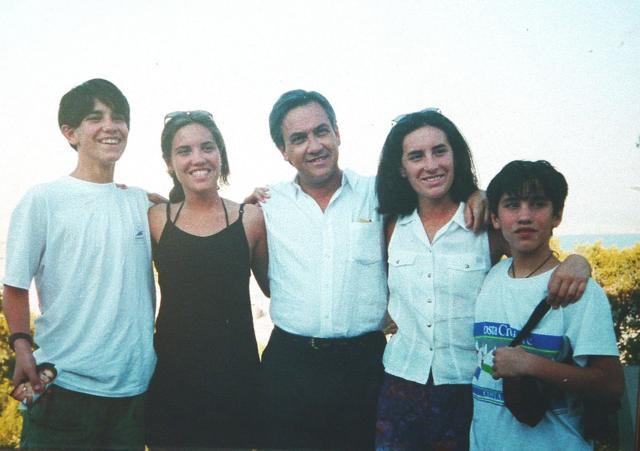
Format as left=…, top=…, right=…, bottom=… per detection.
left=279, top=102, right=341, bottom=190
left=492, top=192, right=562, bottom=257
left=400, top=125, right=455, bottom=204
left=39, top=369, right=55, bottom=385
left=167, top=123, right=221, bottom=195
left=61, top=99, right=128, bottom=167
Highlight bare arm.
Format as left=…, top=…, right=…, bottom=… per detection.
left=382, top=217, right=398, bottom=334
left=148, top=203, right=168, bottom=244
left=243, top=187, right=270, bottom=206
left=2, top=285, right=41, bottom=392
left=464, top=190, right=489, bottom=232
left=244, top=204, right=270, bottom=297
left=493, top=347, right=623, bottom=401
left=547, top=254, right=591, bottom=307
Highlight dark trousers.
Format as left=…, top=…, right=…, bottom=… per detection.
left=260, top=327, right=386, bottom=450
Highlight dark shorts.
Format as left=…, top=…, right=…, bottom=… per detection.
left=21, top=385, right=145, bottom=450
left=375, top=373, right=473, bottom=451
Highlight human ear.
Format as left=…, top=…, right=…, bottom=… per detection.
left=60, top=125, right=78, bottom=146
left=399, top=166, right=407, bottom=178
left=279, top=146, right=290, bottom=163
left=552, top=208, right=564, bottom=228
left=490, top=212, right=501, bottom=230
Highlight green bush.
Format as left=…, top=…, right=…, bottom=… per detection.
left=0, top=291, right=21, bottom=448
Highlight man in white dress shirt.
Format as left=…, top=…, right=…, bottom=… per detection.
left=259, top=90, right=388, bottom=449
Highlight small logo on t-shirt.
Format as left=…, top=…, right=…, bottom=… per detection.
left=135, top=229, right=145, bottom=240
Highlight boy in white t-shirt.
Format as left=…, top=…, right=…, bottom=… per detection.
left=3, top=79, right=156, bottom=449
left=471, top=160, right=623, bottom=450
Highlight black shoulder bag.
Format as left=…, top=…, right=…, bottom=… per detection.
left=502, top=298, right=552, bottom=427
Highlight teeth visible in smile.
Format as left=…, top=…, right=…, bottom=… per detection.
left=190, top=169, right=210, bottom=177
left=99, top=138, right=120, bottom=144
left=423, top=174, right=444, bottom=181
left=307, top=154, right=328, bottom=163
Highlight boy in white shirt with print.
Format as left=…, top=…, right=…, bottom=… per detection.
left=471, top=160, right=623, bottom=450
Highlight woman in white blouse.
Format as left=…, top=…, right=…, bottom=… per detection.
left=373, top=109, right=590, bottom=450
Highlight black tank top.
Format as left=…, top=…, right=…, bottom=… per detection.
left=152, top=201, right=259, bottom=378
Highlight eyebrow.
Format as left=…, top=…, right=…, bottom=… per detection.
left=288, top=131, right=308, bottom=141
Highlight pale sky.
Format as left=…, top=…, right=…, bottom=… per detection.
left=1, top=0, right=639, bottom=257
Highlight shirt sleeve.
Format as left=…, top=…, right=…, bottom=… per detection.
left=564, top=279, right=619, bottom=362
left=3, top=188, right=47, bottom=289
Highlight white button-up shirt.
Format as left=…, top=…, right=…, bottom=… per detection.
left=262, top=169, right=387, bottom=338
left=383, top=203, right=491, bottom=385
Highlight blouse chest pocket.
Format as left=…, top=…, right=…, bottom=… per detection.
left=388, top=251, right=418, bottom=295
left=446, top=254, right=489, bottom=300
left=348, top=222, right=383, bottom=264
left=389, top=251, right=417, bottom=268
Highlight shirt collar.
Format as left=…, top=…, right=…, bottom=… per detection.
left=290, top=169, right=351, bottom=199
left=398, top=202, right=468, bottom=231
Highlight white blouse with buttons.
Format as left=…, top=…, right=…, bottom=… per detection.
left=383, top=203, right=491, bottom=385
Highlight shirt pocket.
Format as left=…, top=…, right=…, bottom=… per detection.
left=446, top=254, right=489, bottom=301
left=388, top=250, right=418, bottom=301
left=348, top=222, right=383, bottom=264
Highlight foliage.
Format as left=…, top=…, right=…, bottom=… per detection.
left=575, top=242, right=640, bottom=365
left=0, top=291, right=21, bottom=448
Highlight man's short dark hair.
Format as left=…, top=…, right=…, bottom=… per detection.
left=487, top=160, right=568, bottom=216
left=58, top=79, right=130, bottom=149
left=376, top=110, right=478, bottom=216
left=268, top=89, right=337, bottom=149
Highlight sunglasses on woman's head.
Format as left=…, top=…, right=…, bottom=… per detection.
left=391, top=107, right=442, bottom=127
left=164, top=110, right=214, bottom=125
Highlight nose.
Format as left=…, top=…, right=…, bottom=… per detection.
left=102, top=117, right=116, bottom=131
left=423, top=154, right=438, bottom=172
left=192, top=149, right=207, bottom=163
left=307, top=135, right=323, bottom=153
left=517, top=204, right=533, bottom=223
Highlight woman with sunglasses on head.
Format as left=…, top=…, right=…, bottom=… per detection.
left=374, top=110, right=591, bottom=450
left=145, top=111, right=269, bottom=449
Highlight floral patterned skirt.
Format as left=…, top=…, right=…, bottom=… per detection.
left=375, top=372, right=472, bottom=451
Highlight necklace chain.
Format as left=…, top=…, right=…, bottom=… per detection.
left=509, top=252, right=554, bottom=278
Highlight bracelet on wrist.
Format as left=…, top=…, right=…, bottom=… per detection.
left=9, top=332, right=34, bottom=352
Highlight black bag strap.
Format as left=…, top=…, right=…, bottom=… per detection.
left=509, top=298, right=551, bottom=347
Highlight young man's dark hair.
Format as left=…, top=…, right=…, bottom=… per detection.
left=486, top=160, right=568, bottom=216
left=58, top=78, right=130, bottom=149
left=268, top=89, right=337, bottom=150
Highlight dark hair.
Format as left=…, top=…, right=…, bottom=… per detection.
left=161, top=113, right=230, bottom=203
left=36, top=362, right=57, bottom=379
left=58, top=79, right=130, bottom=150
left=376, top=110, right=478, bottom=216
left=269, top=89, right=337, bottom=149
left=487, top=160, right=568, bottom=216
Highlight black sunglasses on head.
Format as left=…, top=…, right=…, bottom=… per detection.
left=164, top=110, right=214, bottom=125
left=391, top=107, right=442, bottom=126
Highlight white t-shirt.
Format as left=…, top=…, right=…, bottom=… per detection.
left=262, top=169, right=387, bottom=338
left=3, top=176, right=157, bottom=397
left=471, top=259, right=619, bottom=451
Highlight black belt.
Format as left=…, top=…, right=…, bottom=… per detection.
left=272, top=326, right=381, bottom=350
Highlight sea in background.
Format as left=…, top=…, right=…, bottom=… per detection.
left=557, top=233, right=640, bottom=251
